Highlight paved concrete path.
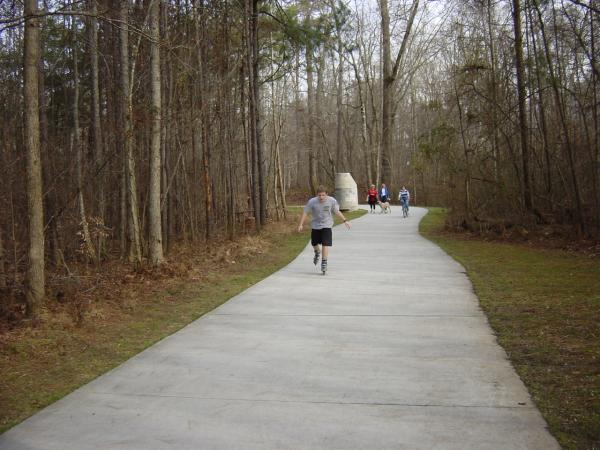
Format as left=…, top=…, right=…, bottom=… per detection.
left=0, top=207, right=559, bottom=450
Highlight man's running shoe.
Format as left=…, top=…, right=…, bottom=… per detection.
left=313, top=251, right=320, bottom=265
left=321, top=259, right=327, bottom=275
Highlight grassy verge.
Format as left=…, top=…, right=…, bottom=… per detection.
left=0, top=208, right=366, bottom=433
left=420, top=207, right=600, bottom=450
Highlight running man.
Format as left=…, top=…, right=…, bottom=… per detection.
left=297, top=185, right=351, bottom=275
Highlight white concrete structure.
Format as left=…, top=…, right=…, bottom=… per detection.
left=334, top=172, right=358, bottom=211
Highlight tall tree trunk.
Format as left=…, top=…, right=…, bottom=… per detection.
left=245, top=0, right=257, bottom=228
left=24, top=0, right=45, bottom=316
left=379, top=0, right=419, bottom=185
left=328, top=0, right=346, bottom=172
left=110, top=1, right=126, bottom=257
left=271, top=141, right=280, bottom=220
left=273, top=84, right=287, bottom=219
left=240, top=63, right=253, bottom=217
left=454, top=79, right=473, bottom=220
left=120, top=0, right=142, bottom=264
left=335, top=41, right=345, bottom=172
left=306, top=42, right=318, bottom=194
left=120, top=163, right=127, bottom=257
left=219, top=3, right=236, bottom=237
left=226, top=117, right=237, bottom=238
left=38, top=41, right=61, bottom=269
left=161, top=126, right=169, bottom=250
left=201, top=118, right=212, bottom=239
left=72, top=30, right=97, bottom=263
left=0, top=228, right=6, bottom=289
left=269, top=47, right=286, bottom=219
left=410, top=89, right=418, bottom=204
left=88, top=0, right=106, bottom=258
left=486, top=0, right=500, bottom=184
left=349, top=55, right=372, bottom=186
left=252, top=0, right=266, bottom=224
left=526, top=1, right=552, bottom=203
left=512, top=0, right=533, bottom=212
left=316, top=51, right=331, bottom=181
left=355, top=14, right=379, bottom=184
left=224, top=41, right=237, bottom=238
left=195, top=0, right=213, bottom=239
left=379, top=0, right=391, bottom=185
left=160, top=3, right=171, bottom=251
left=148, top=0, right=164, bottom=265
left=275, top=138, right=287, bottom=217
left=592, top=0, right=600, bottom=230
left=533, top=1, right=585, bottom=233
left=294, top=51, right=303, bottom=182
left=245, top=0, right=263, bottom=229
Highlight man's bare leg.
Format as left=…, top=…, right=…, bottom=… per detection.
left=313, top=244, right=321, bottom=265
left=321, top=246, right=330, bottom=274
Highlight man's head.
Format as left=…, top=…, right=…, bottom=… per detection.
left=316, top=185, right=327, bottom=202
left=381, top=183, right=386, bottom=187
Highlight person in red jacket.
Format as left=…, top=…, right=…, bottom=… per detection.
left=367, top=184, right=378, bottom=213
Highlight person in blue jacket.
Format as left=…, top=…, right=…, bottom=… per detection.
left=379, top=183, right=390, bottom=203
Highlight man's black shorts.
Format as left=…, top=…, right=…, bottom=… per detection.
left=311, top=228, right=333, bottom=246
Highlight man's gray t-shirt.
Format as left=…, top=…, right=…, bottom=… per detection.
left=304, top=196, right=340, bottom=229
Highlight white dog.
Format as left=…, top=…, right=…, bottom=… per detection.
left=378, top=200, right=392, bottom=214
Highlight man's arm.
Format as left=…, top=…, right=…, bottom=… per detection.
left=297, top=211, right=308, bottom=232
left=335, top=210, right=351, bottom=229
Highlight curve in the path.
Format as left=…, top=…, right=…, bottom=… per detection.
left=0, top=207, right=559, bottom=450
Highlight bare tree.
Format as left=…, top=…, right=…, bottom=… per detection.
left=23, top=0, right=45, bottom=316
left=88, top=0, right=105, bottom=257
left=306, top=37, right=319, bottom=195
left=531, top=0, right=585, bottom=233
left=0, top=229, right=6, bottom=289
left=329, top=0, right=348, bottom=172
left=244, top=0, right=267, bottom=226
left=512, top=0, right=533, bottom=212
left=379, top=0, right=419, bottom=185
left=148, top=0, right=164, bottom=265
left=120, top=0, right=142, bottom=263
left=72, top=20, right=97, bottom=264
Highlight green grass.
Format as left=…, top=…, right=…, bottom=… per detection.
left=0, top=207, right=366, bottom=433
left=420, top=207, right=600, bottom=450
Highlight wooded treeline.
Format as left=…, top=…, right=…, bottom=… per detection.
left=1, top=0, right=598, bottom=318
left=407, top=0, right=600, bottom=239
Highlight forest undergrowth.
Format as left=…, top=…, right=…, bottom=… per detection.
left=443, top=208, right=600, bottom=258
